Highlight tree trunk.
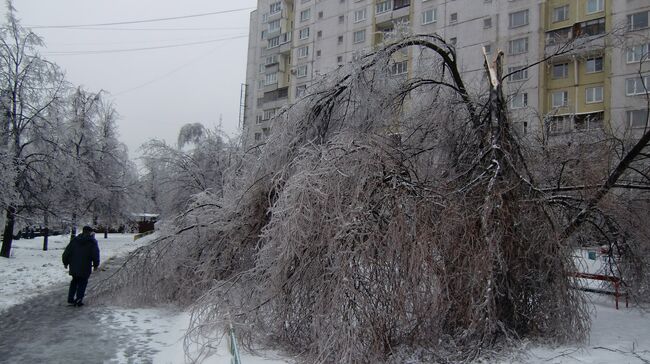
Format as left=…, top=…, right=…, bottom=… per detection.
left=1, top=206, right=16, bottom=258
left=42, top=212, right=49, bottom=251
left=70, top=212, right=77, bottom=240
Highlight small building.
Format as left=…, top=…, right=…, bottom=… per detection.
left=129, top=213, right=159, bottom=234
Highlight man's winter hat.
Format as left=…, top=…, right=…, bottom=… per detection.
left=82, top=226, right=94, bottom=233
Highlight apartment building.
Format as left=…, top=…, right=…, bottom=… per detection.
left=242, top=0, right=650, bottom=146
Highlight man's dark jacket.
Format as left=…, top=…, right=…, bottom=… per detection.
left=62, top=234, right=100, bottom=278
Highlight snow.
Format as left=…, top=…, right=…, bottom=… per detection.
left=1, top=235, right=648, bottom=363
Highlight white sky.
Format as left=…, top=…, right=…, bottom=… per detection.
left=6, top=0, right=257, bottom=161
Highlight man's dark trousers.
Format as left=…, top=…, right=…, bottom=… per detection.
left=68, top=275, right=89, bottom=304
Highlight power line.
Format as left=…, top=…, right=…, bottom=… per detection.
left=38, top=26, right=249, bottom=32
left=45, top=34, right=247, bottom=56
left=27, top=7, right=254, bottom=29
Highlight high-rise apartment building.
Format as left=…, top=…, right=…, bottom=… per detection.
left=243, top=0, right=650, bottom=146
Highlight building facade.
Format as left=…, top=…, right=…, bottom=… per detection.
left=242, top=0, right=650, bottom=145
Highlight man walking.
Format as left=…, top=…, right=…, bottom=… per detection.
left=62, top=226, right=100, bottom=307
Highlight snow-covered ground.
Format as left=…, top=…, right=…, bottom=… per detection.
left=0, top=236, right=647, bottom=363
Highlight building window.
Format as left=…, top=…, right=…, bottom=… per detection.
left=450, top=37, right=457, bottom=46
left=627, top=44, right=649, bottom=63
left=510, top=92, right=528, bottom=109
left=339, top=15, right=345, bottom=23
left=509, top=10, right=529, bottom=28
left=265, top=55, right=278, bottom=65
left=354, top=8, right=367, bottom=22
left=450, top=12, right=458, bottom=23
left=317, top=30, right=322, bottom=39
left=267, top=36, right=280, bottom=48
left=552, top=91, right=568, bottom=108
left=552, top=63, right=569, bottom=79
left=270, top=2, right=282, bottom=14
left=264, top=72, right=277, bottom=86
left=337, top=55, right=343, bottom=63
left=296, top=85, right=307, bottom=98
left=390, top=60, right=408, bottom=75
left=508, top=37, right=528, bottom=54
left=268, top=19, right=281, bottom=33
left=628, top=11, right=649, bottom=31
left=338, top=35, right=344, bottom=44
left=578, top=18, right=606, bottom=36
left=553, top=5, right=569, bottom=22
left=422, top=9, right=436, bottom=25
left=254, top=132, right=262, bottom=141
left=626, top=76, right=650, bottom=96
left=586, top=0, right=604, bottom=14
left=297, top=45, right=309, bottom=58
left=259, top=64, right=265, bottom=73
left=627, top=109, right=649, bottom=128
left=316, top=49, right=321, bottom=57
left=508, top=66, right=528, bottom=81
left=263, top=108, right=277, bottom=120
left=484, top=43, right=492, bottom=54
left=585, top=86, right=603, bottom=103
left=353, top=29, right=366, bottom=43
left=376, top=0, right=391, bottom=14
left=586, top=56, right=603, bottom=73
left=300, top=9, right=311, bottom=22
left=546, top=27, right=571, bottom=45
left=548, top=115, right=572, bottom=134
left=261, top=30, right=266, bottom=40
left=296, top=64, right=308, bottom=78
left=299, top=27, right=310, bottom=40
left=574, top=112, right=603, bottom=131
left=483, top=17, right=492, bottom=29
left=394, top=0, right=410, bottom=9
left=318, top=11, right=324, bottom=19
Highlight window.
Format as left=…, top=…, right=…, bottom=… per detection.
left=316, top=50, right=321, bottom=57
left=585, top=86, right=603, bottom=103
left=552, top=63, right=569, bottom=79
left=553, top=5, right=569, bottom=22
left=552, top=91, right=568, bottom=108
left=296, top=64, right=308, bottom=78
left=354, top=8, right=367, bottom=22
left=256, top=114, right=263, bottom=124
left=579, top=18, right=606, bottom=36
left=318, top=11, right=324, bottom=19
left=450, top=12, right=458, bottom=23
left=299, top=27, right=310, bottom=40
left=353, top=29, right=366, bottom=43
left=586, top=0, right=604, bottom=14
left=300, top=9, right=311, bottom=22
left=297, top=45, right=309, bottom=58
left=265, top=55, right=278, bottom=65
left=376, top=1, right=391, bottom=14
left=338, top=35, right=344, bottom=44
left=264, top=72, right=277, bottom=86
left=267, top=36, right=280, bottom=48
left=509, top=10, right=529, bottom=28
left=268, top=19, right=281, bottom=33
left=586, top=57, right=603, bottom=73
left=422, top=9, right=436, bottom=24
left=337, top=55, right=343, bottom=63
left=574, top=112, right=603, bottom=131
left=254, top=132, right=262, bottom=141
left=627, top=109, right=649, bottom=128
left=483, top=17, right=492, bottom=29
left=628, top=11, right=649, bottom=31
left=317, top=30, right=322, bottom=39
left=296, top=85, right=307, bottom=98
left=270, top=2, right=282, bottom=14
left=339, top=15, right=345, bottom=23
left=508, top=66, right=528, bottom=81
left=627, top=44, right=649, bottom=63
left=390, top=60, right=408, bottom=75
left=626, top=76, right=650, bottom=96
left=484, top=44, right=492, bottom=54
left=548, top=115, right=572, bottom=134
left=263, top=108, right=277, bottom=120
left=546, top=27, right=571, bottom=45
left=510, top=93, right=528, bottom=109
left=450, top=37, right=457, bottom=46
left=394, top=0, right=410, bottom=9
left=261, top=30, right=266, bottom=40
left=508, top=37, right=528, bottom=54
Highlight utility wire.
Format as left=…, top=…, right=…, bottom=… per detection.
left=39, top=26, right=249, bottom=32
left=46, top=34, right=247, bottom=55
left=113, top=44, right=222, bottom=96
left=27, top=7, right=254, bottom=29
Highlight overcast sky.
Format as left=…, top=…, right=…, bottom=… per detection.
left=6, top=0, right=257, bottom=160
